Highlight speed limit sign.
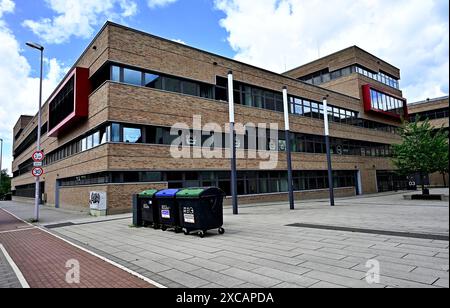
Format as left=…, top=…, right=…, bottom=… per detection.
left=32, top=150, right=45, bottom=162
left=32, top=167, right=44, bottom=177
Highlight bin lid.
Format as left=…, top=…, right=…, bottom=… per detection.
left=155, top=189, right=180, bottom=198
left=176, top=187, right=225, bottom=198
left=139, top=189, right=158, bottom=197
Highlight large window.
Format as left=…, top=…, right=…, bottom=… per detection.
left=412, top=108, right=449, bottom=122
left=48, top=77, right=75, bottom=131
left=110, top=65, right=213, bottom=99
left=299, top=65, right=400, bottom=89
left=59, top=170, right=358, bottom=196
left=369, top=88, right=405, bottom=116
left=41, top=121, right=394, bottom=170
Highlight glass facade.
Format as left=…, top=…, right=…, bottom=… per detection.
left=299, top=65, right=400, bottom=89
left=412, top=108, right=449, bottom=122
left=42, top=121, right=393, bottom=168
left=48, top=77, right=75, bottom=131
left=369, top=89, right=405, bottom=116
left=59, top=170, right=357, bottom=196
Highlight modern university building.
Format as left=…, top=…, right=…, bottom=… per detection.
left=12, top=22, right=427, bottom=214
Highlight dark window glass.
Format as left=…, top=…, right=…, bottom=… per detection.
left=123, top=68, right=142, bottom=86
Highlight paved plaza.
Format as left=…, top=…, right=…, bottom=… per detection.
left=1, top=189, right=449, bottom=288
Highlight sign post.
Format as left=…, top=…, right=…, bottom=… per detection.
left=32, top=150, right=45, bottom=219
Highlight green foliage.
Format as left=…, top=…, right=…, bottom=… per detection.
left=0, top=169, right=11, bottom=196
left=392, top=118, right=449, bottom=179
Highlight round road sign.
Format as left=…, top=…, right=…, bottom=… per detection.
left=32, top=150, right=45, bottom=162
left=32, top=167, right=44, bottom=177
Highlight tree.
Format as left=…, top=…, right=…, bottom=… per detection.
left=392, top=119, right=449, bottom=194
left=0, top=169, right=11, bottom=198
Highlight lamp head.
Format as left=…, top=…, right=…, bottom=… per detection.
left=26, top=42, right=44, bottom=51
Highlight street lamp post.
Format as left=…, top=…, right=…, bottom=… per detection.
left=282, top=87, right=295, bottom=210
left=323, top=95, right=335, bottom=206
left=26, top=42, right=44, bottom=222
left=228, top=71, right=238, bottom=215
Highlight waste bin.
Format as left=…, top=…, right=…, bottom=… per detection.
left=156, top=189, right=182, bottom=233
left=176, top=187, right=225, bottom=238
left=140, top=189, right=160, bottom=229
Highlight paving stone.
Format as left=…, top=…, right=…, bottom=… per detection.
left=187, top=268, right=245, bottom=288
left=301, top=262, right=366, bottom=279
left=251, top=267, right=318, bottom=287
left=154, top=258, right=201, bottom=273
left=303, top=270, right=385, bottom=288
left=184, top=257, right=230, bottom=272
left=309, top=281, right=346, bottom=288
left=158, top=269, right=209, bottom=288
left=433, top=278, right=449, bottom=288
left=221, top=268, right=282, bottom=288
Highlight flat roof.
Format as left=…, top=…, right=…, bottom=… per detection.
left=283, top=45, right=400, bottom=75
left=408, top=95, right=449, bottom=106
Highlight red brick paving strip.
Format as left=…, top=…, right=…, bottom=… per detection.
left=0, top=210, right=155, bottom=288
left=0, top=209, right=31, bottom=232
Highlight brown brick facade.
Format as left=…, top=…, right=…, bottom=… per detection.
left=11, top=22, right=417, bottom=213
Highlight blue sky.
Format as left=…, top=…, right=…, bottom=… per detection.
left=0, top=0, right=449, bottom=174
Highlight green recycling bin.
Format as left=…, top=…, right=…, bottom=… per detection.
left=139, top=190, right=160, bottom=229
left=176, top=187, right=225, bottom=238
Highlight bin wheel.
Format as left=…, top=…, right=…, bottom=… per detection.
left=184, top=230, right=190, bottom=236
left=218, top=228, right=225, bottom=235
left=161, top=225, right=167, bottom=231
left=199, top=231, right=206, bottom=238
left=153, top=224, right=160, bottom=230
left=175, top=228, right=182, bottom=234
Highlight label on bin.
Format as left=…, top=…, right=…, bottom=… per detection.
left=161, top=205, right=170, bottom=219
left=183, top=207, right=195, bottom=224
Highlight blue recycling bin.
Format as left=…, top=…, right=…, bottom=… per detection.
left=156, top=189, right=182, bottom=233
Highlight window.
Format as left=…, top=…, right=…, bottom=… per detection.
left=165, top=77, right=181, bottom=93
left=111, top=123, right=121, bottom=142
left=111, top=66, right=121, bottom=82
left=182, top=80, right=199, bottom=96
left=145, top=73, right=162, bottom=88
left=123, top=127, right=142, bottom=143
left=123, top=68, right=142, bottom=86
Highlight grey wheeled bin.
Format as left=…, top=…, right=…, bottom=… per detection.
left=156, top=189, right=182, bottom=233
left=140, top=190, right=160, bottom=229
left=176, top=187, right=225, bottom=238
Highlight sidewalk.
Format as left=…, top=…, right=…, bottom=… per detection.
left=0, top=209, right=158, bottom=288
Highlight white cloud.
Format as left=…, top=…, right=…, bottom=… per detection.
left=0, top=0, right=14, bottom=18
left=171, top=38, right=186, bottom=45
left=215, top=0, right=449, bottom=102
left=147, top=0, right=178, bottom=9
left=22, top=0, right=138, bottom=44
left=0, top=2, right=68, bottom=174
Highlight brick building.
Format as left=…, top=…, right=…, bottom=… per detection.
left=408, top=96, right=449, bottom=187
left=12, top=22, right=416, bottom=214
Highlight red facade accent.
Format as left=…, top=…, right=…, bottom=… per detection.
left=362, top=84, right=408, bottom=121
left=48, top=67, right=90, bottom=137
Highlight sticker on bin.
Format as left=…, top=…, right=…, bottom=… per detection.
left=161, top=205, right=171, bottom=219
left=183, top=207, right=195, bottom=224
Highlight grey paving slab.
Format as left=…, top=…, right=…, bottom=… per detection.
left=187, top=268, right=245, bottom=288
left=159, top=269, right=209, bottom=288
left=251, top=267, right=318, bottom=287
left=433, top=278, right=449, bottom=288
left=303, top=270, right=385, bottom=288
left=309, top=281, right=346, bottom=288
left=0, top=249, right=22, bottom=288
left=221, top=268, right=282, bottom=288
